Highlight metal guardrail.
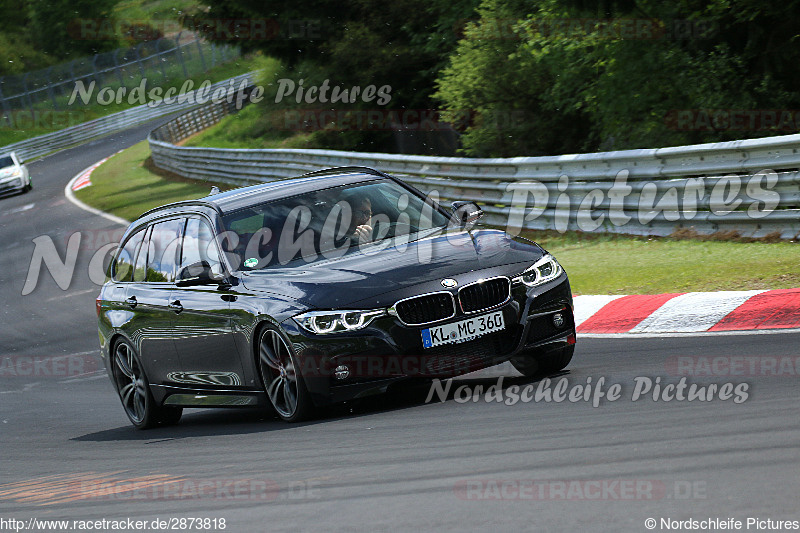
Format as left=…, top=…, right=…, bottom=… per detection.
left=149, top=102, right=800, bottom=238
left=0, top=73, right=254, bottom=162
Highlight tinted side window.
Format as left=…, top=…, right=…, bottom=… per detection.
left=112, top=228, right=145, bottom=282
left=133, top=227, right=151, bottom=282
left=146, top=219, right=182, bottom=282
left=179, top=218, right=222, bottom=273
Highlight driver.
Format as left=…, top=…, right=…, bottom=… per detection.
left=348, top=195, right=374, bottom=243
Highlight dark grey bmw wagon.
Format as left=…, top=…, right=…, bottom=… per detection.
left=97, top=167, right=576, bottom=428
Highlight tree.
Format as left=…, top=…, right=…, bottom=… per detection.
left=436, top=0, right=800, bottom=156
left=27, top=0, right=120, bottom=58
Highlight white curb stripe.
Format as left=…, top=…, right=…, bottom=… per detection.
left=572, top=295, right=626, bottom=327
left=65, top=154, right=130, bottom=227
left=628, top=290, right=767, bottom=333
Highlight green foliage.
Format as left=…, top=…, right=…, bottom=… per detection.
left=436, top=0, right=800, bottom=155
left=189, top=0, right=481, bottom=153
left=176, top=0, right=800, bottom=156
left=0, top=0, right=200, bottom=75
left=27, top=0, right=120, bottom=57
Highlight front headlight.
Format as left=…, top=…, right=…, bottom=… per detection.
left=2, top=168, right=22, bottom=178
left=293, top=309, right=386, bottom=335
left=513, top=254, right=563, bottom=287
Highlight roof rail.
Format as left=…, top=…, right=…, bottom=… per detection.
left=298, top=166, right=390, bottom=179
left=138, top=200, right=223, bottom=220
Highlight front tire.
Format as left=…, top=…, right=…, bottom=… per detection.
left=256, top=325, right=315, bottom=423
left=510, top=345, right=574, bottom=377
left=111, top=338, right=182, bottom=429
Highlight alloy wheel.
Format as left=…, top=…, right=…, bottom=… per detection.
left=113, top=341, right=148, bottom=424
left=258, top=330, right=300, bottom=419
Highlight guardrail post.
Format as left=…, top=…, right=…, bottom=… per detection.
left=85, top=56, right=99, bottom=97
left=113, top=50, right=125, bottom=88
left=135, top=43, right=147, bottom=84
left=46, top=68, right=59, bottom=110
left=196, top=39, right=207, bottom=72
left=176, top=32, right=189, bottom=79
left=155, top=38, right=168, bottom=83
left=0, top=83, right=11, bottom=120
left=21, top=73, right=34, bottom=115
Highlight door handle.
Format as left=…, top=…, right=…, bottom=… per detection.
left=126, top=296, right=137, bottom=309
left=169, top=300, right=183, bottom=314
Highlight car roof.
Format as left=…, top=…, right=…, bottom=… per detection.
left=138, top=166, right=391, bottom=220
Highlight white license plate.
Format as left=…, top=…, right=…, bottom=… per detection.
left=421, top=311, right=505, bottom=348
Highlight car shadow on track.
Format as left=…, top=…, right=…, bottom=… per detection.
left=72, top=370, right=570, bottom=442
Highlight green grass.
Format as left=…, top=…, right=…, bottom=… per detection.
left=181, top=57, right=376, bottom=151
left=179, top=57, right=331, bottom=150
left=74, top=140, right=218, bottom=222
left=75, top=141, right=799, bottom=294
left=528, top=232, right=800, bottom=295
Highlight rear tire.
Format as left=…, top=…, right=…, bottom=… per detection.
left=510, top=345, right=574, bottom=377
left=111, top=338, right=182, bottom=429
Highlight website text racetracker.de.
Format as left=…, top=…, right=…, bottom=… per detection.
left=0, top=517, right=227, bottom=531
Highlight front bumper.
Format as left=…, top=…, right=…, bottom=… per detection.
left=0, top=176, right=27, bottom=196
left=282, top=274, right=576, bottom=406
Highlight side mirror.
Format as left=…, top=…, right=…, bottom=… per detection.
left=450, top=201, right=484, bottom=230
left=176, top=261, right=224, bottom=287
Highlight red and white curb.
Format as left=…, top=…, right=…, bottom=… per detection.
left=574, top=289, right=800, bottom=335
left=65, top=153, right=129, bottom=227
left=70, top=156, right=113, bottom=192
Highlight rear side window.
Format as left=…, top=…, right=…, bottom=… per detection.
left=112, top=228, right=145, bottom=282
left=133, top=227, right=151, bottom=282
left=146, top=219, right=182, bottom=282
left=180, top=218, right=222, bottom=273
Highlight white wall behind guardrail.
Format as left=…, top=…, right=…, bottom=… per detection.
left=148, top=100, right=800, bottom=239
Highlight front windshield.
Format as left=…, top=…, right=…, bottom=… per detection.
left=0, top=156, right=14, bottom=169
left=220, top=179, right=451, bottom=271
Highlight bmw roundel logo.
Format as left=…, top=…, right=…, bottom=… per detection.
left=441, top=278, right=458, bottom=288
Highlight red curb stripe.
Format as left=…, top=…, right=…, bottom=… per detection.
left=576, top=293, right=684, bottom=333
left=709, top=288, right=800, bottom=331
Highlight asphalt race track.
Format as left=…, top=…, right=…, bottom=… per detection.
left=0, top=124, right=798, bottom=532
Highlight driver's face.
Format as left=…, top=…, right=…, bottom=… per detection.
left=352, top=199, right=372, bottom=227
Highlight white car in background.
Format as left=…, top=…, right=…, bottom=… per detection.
left=0, top=152, right=31, bottom=196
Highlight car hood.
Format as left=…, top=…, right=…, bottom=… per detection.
left=239, top=228, right=544, bottom=308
